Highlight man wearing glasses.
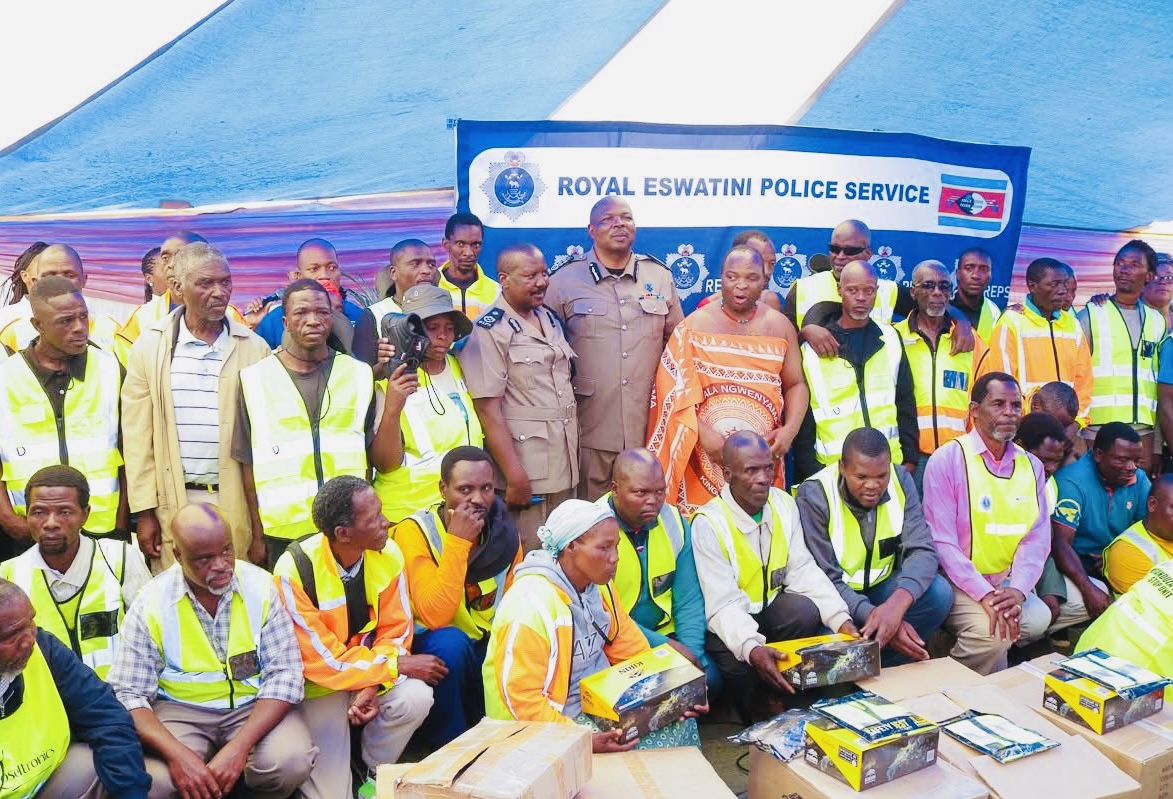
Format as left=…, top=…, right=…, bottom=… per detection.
left=1077, top=239, right=1165, bottom=474
left=894, top=260, right=986, bottom=495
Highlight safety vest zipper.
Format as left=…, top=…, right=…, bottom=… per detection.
left=917, top=326, right=942, bottom=449
left=224, top=663, right=236, bottom=709
left=855, top=363, right=872, bottom=428
left=861, top=508, right=875, bottom=591
left=1048, top=319, right=1061, bottom=380
left=311, top=421, right=325, bottom=488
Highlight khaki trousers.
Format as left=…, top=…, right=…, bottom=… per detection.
left=507, top=488, right=576, bottom=552
left=144, top=700, right=316, bottom=799
left=300, top=679, right=433, bottom=799
left=38, top=743, right=103, bottom=799
left=577, top=447, right=619, bottom=502
left=944, top=576, right=1104, bottom=675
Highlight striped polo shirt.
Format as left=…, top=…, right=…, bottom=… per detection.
left=171, top=317, right=229, bottom=484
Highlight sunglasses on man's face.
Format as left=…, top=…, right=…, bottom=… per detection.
left=828, top=244, right=867, bottom=256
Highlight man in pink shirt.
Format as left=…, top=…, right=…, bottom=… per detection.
left=922, top=371, right=1058, bottom=674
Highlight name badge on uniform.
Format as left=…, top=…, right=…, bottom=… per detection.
left=943, top=369, right=969, bottom=391
left=228, top=650, right=261, bottom=680
left=770, top=568, right=787, bottom=590
left=1142, top=341, right=1157, bottom=359
left=79, top=609, right=119, bottom=640
left=651, top=572, right=675, bottom=596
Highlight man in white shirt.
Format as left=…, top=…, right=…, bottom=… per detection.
left=692, top=431, right=858, bottom=720
left=0, top=465, right=150, bottom=679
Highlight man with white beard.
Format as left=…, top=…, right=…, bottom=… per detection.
left=894, top=260, right=987, bottom=495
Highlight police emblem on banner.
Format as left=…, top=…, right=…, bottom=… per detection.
left=870, top=246, right=904, bottom=283
left=480, top=151, right=547, bottom=221
left=770, top=244, right=807, bottom=292
left=551, top=244, right=584, bottom=272
left=667, top=244, right=707, bottom=302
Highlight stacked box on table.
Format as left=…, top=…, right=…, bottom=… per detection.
left=767, top=634, right=881, bottom=689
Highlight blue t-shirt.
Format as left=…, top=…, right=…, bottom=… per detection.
left=1158, top=336, right=1173, bottom=385
left=1053, top=452, right=1150, bottom=558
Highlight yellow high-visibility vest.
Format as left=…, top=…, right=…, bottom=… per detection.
left=1078, top=559, right=1173, bottom=689
left=976, top=297, right=1002, bottom=343
left=693, top=493, right=791, bottom=613
left=439, top=264, right=500, bottom=322
left=809, top=463, right=904, bottom=591
left=895, top=318, right=973, bottom=454
left=239, top=353, right=373, bottom=540
left=373, top=356, right=483, bottom=523
left=406, top=503, right=511, bottom=640
left=141, top=562, right=271, bottom=710
left=0, top=538, right=127, bottom=680
left=1084, top=300, right=1165, bottom=425
left=0, top=347, right=122, bottom=533
left=802, top=323, right=903, bottom=467
left=793, top=270, right=898, bottom=327
left=0, top=642, right=70, bottom=799
left=956, top=435, right=1040, bottom=574
left=597, top=492, right=685, bottom=634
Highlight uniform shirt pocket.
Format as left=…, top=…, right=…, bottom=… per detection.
left=567, top=298, right=610, bottom=339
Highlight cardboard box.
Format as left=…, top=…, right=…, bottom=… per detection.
left=384, top=719, right=591, bottom=799
left=577, top=747, right=736, bottom=799
left=768, top=634, right=881, bottom=689
left=747, top=748, right=989, bottom=799
left=989, top=655, right=1173, bottom=799
left=804, top=715, right=940, bottom=790
left=937, top=684, right=1142, bottom=799
left=856, top=656, right=987, bottom=702
left=579, top=643, right=705, bottom=742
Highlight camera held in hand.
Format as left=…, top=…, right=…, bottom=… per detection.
left=380, top=312, right=430, bottom=373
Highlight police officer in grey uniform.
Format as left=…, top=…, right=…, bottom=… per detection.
left=545, top=197, right=684, bottom=501
left=458, top=243, right=578, bottom=551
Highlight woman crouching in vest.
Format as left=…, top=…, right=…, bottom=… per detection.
left=483, top=499, right=708, bottom=751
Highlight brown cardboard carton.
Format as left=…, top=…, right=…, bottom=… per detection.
left=747, top=748, right=989, bottom=799
left=988, top=655, right=1173, bottom=799
left=856, top=656, right=986, bottom=702
left=766, top=633, right=881, bottom=689
left=386, top=719, right=591, bottom=799
left=938, top=684, right=1141, bottom=799
left=577, top=747, right=736, bottom=798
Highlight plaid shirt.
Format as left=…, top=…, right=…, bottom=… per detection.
left=109, top=564, right=304, bottom=711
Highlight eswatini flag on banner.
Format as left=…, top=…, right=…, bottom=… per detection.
left=938, top=174, right=1008, bottom=232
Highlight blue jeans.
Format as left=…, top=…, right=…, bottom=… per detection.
left=411, top=627, right=486, bottom=747
left=864, top=572, right=953, bottom=666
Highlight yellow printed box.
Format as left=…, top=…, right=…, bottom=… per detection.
left=1043, top=668, right=1165, bottom=735
left=768, top=634, right=881, bottom=689
left=580, top=643, right=706, bottom=743
left=804, top=717, right=940, bottom=792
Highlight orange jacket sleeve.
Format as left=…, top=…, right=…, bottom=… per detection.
left=393, top=518, right=474, bottom=630
left=1073, top=335, right=1093, bottom=423
left=370, top=567, right=416, bottom=661
left=275, top=573, right=401, bottom=691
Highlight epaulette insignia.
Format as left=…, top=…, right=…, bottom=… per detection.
left=476, top=308, right=505, bottom=329
left=508, top=318, right=522, bottom=333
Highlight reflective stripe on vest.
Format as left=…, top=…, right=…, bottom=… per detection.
left=810, top=464, right=904, bottom=591
left=895, top=319, right=972, bottom=453
left=956, top=435, right=1040, bottom=574
left=368, top=296, right=402, bottom=329
left=1085, top=300, right=1165, bottom=425
left=997, top=307, right=1087, bottom=400
left=408, top=504, right=508, bottom=640
left=1103, top=521, right=1166, bottom=594
left=439, top=266, right=500, bottom=320
left=1079, top=560, right=1173, bottom=681
left=794, top=271, right=898, bottom=328
left=693, top=494, right=791, bottom=613
left=802, top=323, right=903, bottom=466
left=597, top=492, right=684, bottom=634
left=373, top=356, right=483, bottom=522
left=142, top=562, right=271, bottom=710
left=0, top=347, right=122, bottom=533
left=240, top=354, right=373, bottom=540
left=0, top=538, right=126, bottom=680
left=0, top=643, right=70, bottom=799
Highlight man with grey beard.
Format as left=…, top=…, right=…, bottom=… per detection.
left=793, top=261, right=918, bottom=482
left=894, top=260, right=986, bottom=495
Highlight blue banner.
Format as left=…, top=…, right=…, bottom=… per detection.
left=455, top=121, right=1030, bottom=314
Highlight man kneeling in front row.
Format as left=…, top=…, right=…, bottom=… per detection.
left=693, top=431, right=859, bottom=721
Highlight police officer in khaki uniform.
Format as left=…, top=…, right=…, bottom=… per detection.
left=459, top=243, right=578, bottom=551
left=545, top=197, right=684, bottom=501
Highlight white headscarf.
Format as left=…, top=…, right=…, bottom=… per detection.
left=537, top=499, right=615, bottom=557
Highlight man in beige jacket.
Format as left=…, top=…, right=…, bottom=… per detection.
left=121, top=242, right=270, bottom=567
